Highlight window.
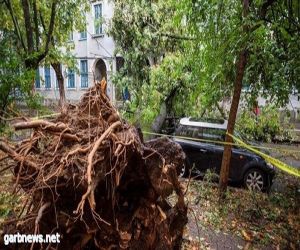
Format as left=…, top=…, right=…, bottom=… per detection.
left=175, top=125, right=199, bottom=138
left=175, top=125, right=225, bottom=143
left=44, top=66, right=51, bottom=89
left=67, top=68, right=75, bottom=88
left=80, top=30, right=87, bottom=40
left=35, top=69, right=40, bottom=88
left=94, top=4, right=102, bottom=35
left=80, top=60, right=88, bottom=88
left=202, top=128, right=225, bottom=142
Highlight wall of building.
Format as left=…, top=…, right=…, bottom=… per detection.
left=36, top=0, right=117, bottom=104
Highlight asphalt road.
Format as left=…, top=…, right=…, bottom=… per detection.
left=262, top=142, right=300, bottom=168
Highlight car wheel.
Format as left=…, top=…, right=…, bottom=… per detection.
left=179, top=163, right=187, bottom=178
left=243, top=168, right=266, bottom=192
left=178, top=158, right=192, bottom=178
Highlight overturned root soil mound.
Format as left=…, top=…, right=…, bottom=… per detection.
left=0, top=81, right=187, bottom=250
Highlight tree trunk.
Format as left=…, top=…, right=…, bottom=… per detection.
left=218, top=50, right=248, bottom=195
left=151, top=86, right=179, bottom=133
left=216, top=102, right=227, bottom=119
left=151, top=102, right=167, bottom=133
left=219, top=0, right=249, bottom=196
left=21, top=0, right=34, bottom=53
left=51, top=62, right=67, bottom=112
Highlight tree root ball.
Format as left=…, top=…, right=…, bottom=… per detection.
left=0, top=80, right=188, bottom=250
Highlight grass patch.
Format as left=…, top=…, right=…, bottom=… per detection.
left=0, top=192, right=20, bottom=221
left=0, top=158, right=23, bottom=230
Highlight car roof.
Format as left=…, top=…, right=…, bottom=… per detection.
left=179, top=117, right=228, bottom=130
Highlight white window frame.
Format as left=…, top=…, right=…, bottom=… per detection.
left=93, top=3, right=103, bottom=37
left=80, top=60, right=89, bottom=89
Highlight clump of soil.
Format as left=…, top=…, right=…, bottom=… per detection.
left=0, top=80, right=187, bottom=249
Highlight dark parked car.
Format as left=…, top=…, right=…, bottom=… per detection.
left=174, top=117, right=275, bottom=191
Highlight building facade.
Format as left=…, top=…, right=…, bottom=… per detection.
left=36, top=0, right=120, bottom=104
left=34, top=0, right=300, bottom=120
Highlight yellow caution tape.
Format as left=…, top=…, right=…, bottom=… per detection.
left=20, top=114, right=300, bottom=153
left=227, top=133, right=300, bottom=178
left=143, top=131, right=300, bottom=153
left=143, top=131, right=300, bottom=178
left=22, top=113, right=300, bottom=177
left=143, top=131, right=237, bottom=146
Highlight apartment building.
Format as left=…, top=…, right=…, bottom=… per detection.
left=35, top=0, right=121, bottom=104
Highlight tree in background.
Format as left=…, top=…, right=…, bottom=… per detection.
left=0, top=32, right=40, bottom=126
left=2, top=0, right=57, bottom=70
left=0, top=0, right=89, bottom=111
left=110, top=0, right=199, bottom=130
left=45, top=0, right=89, bottom=110
left=111, top=0, right=300, bottom=194
left=165, top=0, right=300, bottom=194
left=110, top=0, right=238, bottom=130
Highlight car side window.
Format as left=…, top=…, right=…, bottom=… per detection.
left=175, top=125, right=225, bottom=144
left=175, top=125, right=202, bottom=138
left=192, top=127, right=203, bottom=138
left=175, top=125, right=187, bottom=136
left=201, top=128, right=225, bottom=142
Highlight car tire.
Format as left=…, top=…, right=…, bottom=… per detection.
left=243, top=168, right=266, bottom=192
left=178, top=164, right=187, bottom=178
left=178, top=159, right=191, bottom=178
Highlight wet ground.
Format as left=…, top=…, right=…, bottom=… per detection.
left=182, top=143, right=300, bottom=250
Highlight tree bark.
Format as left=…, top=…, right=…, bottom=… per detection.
left=151, top=86, right=179, bottom=133
left=21, top=0, right=34, bottom=53
left=33, top=0, right=39, bottom=50
left=51, top=62, right=67, bottom=111
left=218, top=0, right=276, bottom=196
left=44, top=1, right=57, bottom=55
left=151, top=102, right=167, bottom=133
left=218, top=49, right=248, bottom=194
left=4, top=0, right=26, bottom=51
left=219, top=0, right=249, bottom=196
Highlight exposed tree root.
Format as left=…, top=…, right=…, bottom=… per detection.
left=0, top=80, right=187, bottom=250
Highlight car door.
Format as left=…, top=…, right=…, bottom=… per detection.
left=191, top=142, right=214, bottom=173
left=200, top=128, right=225, bottom=174
left=229, top=147, right=249, bottom=181
left=209, top=144, right=223, bottom=174
left=178, top=140, right=212, bottom=175
left=209, top=144, right=248, bottom=181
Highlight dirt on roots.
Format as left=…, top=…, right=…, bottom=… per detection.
left=0, top=80, right=187, bottom=250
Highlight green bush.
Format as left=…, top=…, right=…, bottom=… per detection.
left=237, top=105, right=294, bottom=142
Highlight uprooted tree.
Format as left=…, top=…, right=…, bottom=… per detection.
left=0, top=80, right=187, bottom=249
